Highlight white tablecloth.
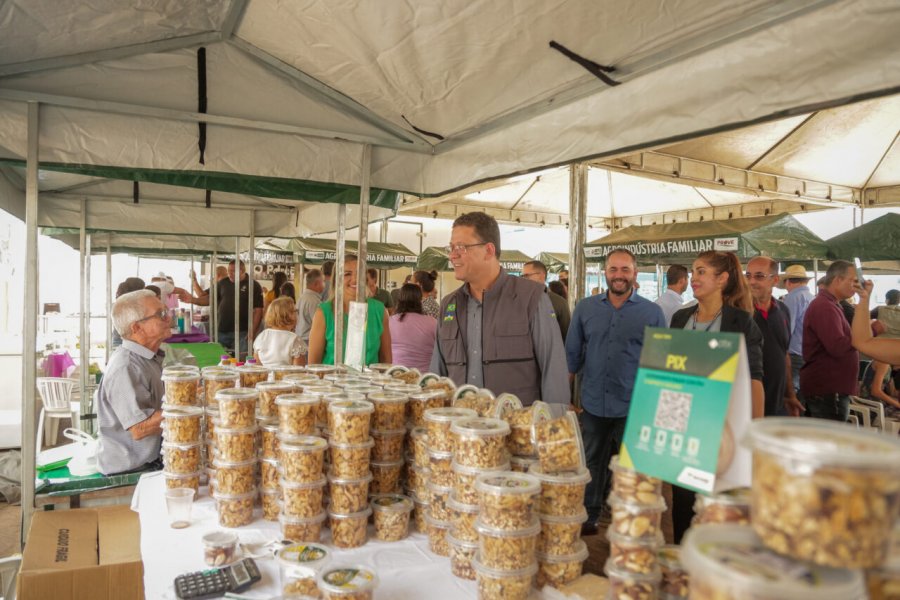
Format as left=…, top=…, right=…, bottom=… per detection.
left=133, top=472, right=492, bottom=599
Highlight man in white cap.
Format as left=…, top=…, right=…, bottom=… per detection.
left=780, top=265, right=813, bottom=392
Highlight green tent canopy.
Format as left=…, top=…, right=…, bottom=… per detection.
left=537, top=252, right=569, bottom=273
left=826, top=213, right=900, bottom=262
left=584, top=213, right=829, bottom=264
left=261, top=237, right=417, bottom=270
left=416, top=246, right=532, bottom=273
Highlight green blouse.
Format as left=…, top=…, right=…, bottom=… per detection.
left=320, top=298, right=385, bottom=366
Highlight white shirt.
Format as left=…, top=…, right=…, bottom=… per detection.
left=655, top=288, right=685, bottom=327
left=252, top=328, right=303, bottom=365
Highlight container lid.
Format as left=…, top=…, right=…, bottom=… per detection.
left=528, top=464, right=591, bottom=485
left=695, top=487, right=751, bottom=508
left=327, top=507, right=374, bottom=520
left=258, top=418, right=279, bottom=431
left=256, top=381, right=295, bottom=393
left=371, top=459, right=404, bottom=468
left=214, top=424, right=259, bottom=434
left=606, top=528, right=665, bottom=548
left=402, top=387, right=441, bottom=399
left=297, top=386, right=340, bottom=399
left=451, top=459, right=510, bottom=476
left=607, top=491, right=667, bottom=512
left=316, top=565, right=378, bottom=594
left=447, top=495, right=479, bottom=514
left=509, top=455, right=538, bottom=468
left=411, top=492, right=429, bottom=506
left=452, top=384, right=480, bottom=401
left=371, top=427, right=406, bottom=437
left=368, top=363, right=394, bottom=373
left=367, top=391, right=408, bottom=404
left=409, top=426, right=427, bottom=439
left=474, top=515, right=541, bottom=538
left=202, top=369, right=240, bottom=381
left=236, top=364, right=269, bottom=374
left=744, top=417, right=900, bottom=470
left=426, top=448, right=453, bottom=460
left=276, top=543, right=330, bottom=574
left=417, top=372, right=441, bottom=387
left=450, top=417, right=510, bottom=438
left=424, top=406, right=478, bottom=424
left=162, top=369, right=200, bottom=381
left=423, top=513, right=453, bottom=528
left=680, top=525, right=865, bottom=599
left=202, top=365, right=235, bottom=375
left=205, top=405, right=220, bottom=416
left=328, top=437, right=375, bottom=450
left=446, top=532, right=479, bottom=550
left=214, top=387, right=258, bottom=402
left=474, top=471, right=540, bottom=497
left=163, top=470, right=202, bottom=479
left=539, top=506, right=589, bottom=525
left=471, top=555, right=538, bottom=579
left=211, top=456, right=258, bottom=469
left=305, top=364, right=337, bottom=374
left=531, top=411, right=584, bottom=459
left=370, top=494, right=414, bottom=513
left=603, top=558, right=661, bottom=582
left=537, top=539, right=589, bottom=564
left=279, top=510, right=328, bottom=525
left=324, top=392, right=367, bottom=403
left=162, top=440, right=202, bottom=450
left=425, top=481, right=453, bottom=494
left=657, top=545, right=683, bottom=570
left=340, top=384, right=381, bottom=396
left=280, top=476, right=327, bottom=489
left=202, top=530, right=238, bottom=549
left=282, top=373, right=320, bottom=384
left=260, top=457, right=279, bottom=467
left=275, top=392, right=323, bottom=407
left=328, top=399, right=374, bottom=414
left=508, top=400, right=550, bottom=428
left=269, top=364, right=308, bottom=374
left=162, top=405, right=204, bottom=418
left=279, top=435, right=328, bottom=452
left=327, top=471, right=374, bottom=485
left=211, top=489, right=258, bottom=501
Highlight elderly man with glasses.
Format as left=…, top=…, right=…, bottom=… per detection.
left=522, top=260, right=571, bottom=340
left=430, top=212, right=570, bottom=407
left=96, top=289, right=171, bottom=475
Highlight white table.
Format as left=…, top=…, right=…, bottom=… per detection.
left=133, top=473, right=494, bottom=599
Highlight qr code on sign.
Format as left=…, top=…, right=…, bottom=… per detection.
left=654, top=389, right=692, bottom=433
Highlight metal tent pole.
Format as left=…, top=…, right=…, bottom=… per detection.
left=211, top=251, right=218, bottom=343
left=105, top=239, right=112, bottom=365
left=356, top=145, right=371, bottom=304
left=234, top=237, right=240, bottom=358
left=78, top=200, right=90, bottom=434
left=247, top=213, right=256, bottom=361
left=568, top=163, right=587, bottom=310
left=334, top=205, right=347, bottom=365
left=188, top=256, right=195, bottom=331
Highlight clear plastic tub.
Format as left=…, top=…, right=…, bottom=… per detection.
left=328, top=507, right=372, bottom=549
left=411, top=492, right=429, bottom=533
left=693, top=487, right=751, bottom=526
left=509, top=455, right=538, bottom=473
left=162, top=371, right=201, bottom=406
left=276, top=542, right=330, bottom=599
left=447, top=494, right=480, bottom=543
left=270, top=364, right=309, bottom=381
left=408, top=426, right=429, bottom=468
left=370, top=459, right=403, bottom=495
left=305, top=364, right=338, bottom=379
left=528, top=463, right=591, bottom=517
left=658, top=545, right=688, bottom=599
left=202, top=530, right=238, bottom=567
left=162, top=441, right=202, bottom=474
left=309, top=387, right=342, bottom=427
left=451, top=417, right=510, bottom=468
left=368, top=363, right=393, bottom=374
left=316, top=564, right=378, bottom=600
left=427, top=448, right=453, bottom=487
left=681, top=524, right=866, bottom=600
left=407, top=463, right=429, bottom=500
left=505, top=400, right=551, bottom=456
left=607, top=529, right=663, bottom=575
left=256, top=380, right=294, bottom=419
left=280, top=511, right=327, bottom=543
left=370, top=428, right=404, bottom=462
left=259, top=457, right=279, bottom=490
left=425, top=407, right=478, bottom=452
left=609, top=492, right=666, bottom=540
left=451, top=385, right=498, bottom=417
left=475, top=516, right=540, bottom=570
left=533, top=412, right=585, bottom=474
left=276, top=393, right=321, bottom=436
left=371, top=493, right=413, bottom=541
left=328, top=472, right=372, bottom=514
left=327, top=399, right=375, bottom=444
left=746, top=417, right=900, bottom=569
left=236, top=364, right=269, bottom=388
left=475, top=471, right=540, bottom=530
left=162, top=405, right=204, bottom=443
left=205, top=405, right=219, bottom=439
left=451, top=460, right=508, bottom=505
left=260, top=487, right=281, bottom=521
left=214, top=424, right=258, bottom=462
left=471, top=555, right=537, bottom=600
left=202, top=369, right=239, bottom=408
left=537, top=539, right=589, bottom=589
left=424, top=513, right=452, bottom=556
left=407, top=390, right=446, bottom=427
left=163, top=470, right=201, bottom=496
left=605, top=558, right=661, bottom=600
left=211, top=456, right=258, bottom=495
left=426, top=481, right=453, bottom=522
left=212, top=489, right=257, bottom=528
left=215, top=387, right=258, bottom=428
left=610, top=454, right=663, bottom=505
left=447, top=532, right=478, bottom=580
left=258, top=418, right=279, bottom=460
left=279, top=435, right=327, bottom=483
left=281, top=476, right=327, bottom=518
left=282, top=372, right=320, bottom=391
left=328, top=438, right=374, bottom=479
left=538, top=508, right=588, bottom=556
left=367, top=391, right=408, bottom=431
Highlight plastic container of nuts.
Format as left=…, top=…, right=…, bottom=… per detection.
left=215, top=387, right=259, bottom=428
left=162, top=441, right=202, bottom=474
left=281, top=476, right=327, bottom=518
left=367, top=392, right=408, bottom=431
left=202, top=530, right=238, bottom=566
left=327, top=399, right=375, bottom=444
left=328, top=437, right=374, bottom=479
left=509, top=455, right=537, bottom=473
left=537, top=539, right=589, bottom=589
left=447, top=532, right=478, bottom=580
left=693, top=487, right=751, bottom=526
left=258, top=418, right=279, bottom=460
left=211, top=456, right=258, bottom=495
left=533, top=411, right=585, bottom=474
left=214, top=424, right=258, bottom=462
left=408, top=426, right=429, bottom=468
left=407, top=464, right=429, bottom=500
left=604, top=558, right=661, bottom=600
left=279, top=435, right=327, bottom=483
left=475, top=471, right=540, bottom=530
left=609, top=492, right=666, bottom=540
left=451, top=460, right=509, bottom=505
left=163, top=471, right=201, bottom=495
left=746, top=417, right=900, bottom=569
left=236, top=364, right=269, bottom=388
left=426, top=481, right=453, bottom=522
left=471, top=555, right=538, bottom=600
left=681, top=524, right=866, bottom=600
left=305, top=364, right=338, bottom=380
left=424, top=513, right=453, bottom=556
left=607, top=529, right=663, bottom=574
left=407, top=390, right=447, bottom=427
left=538, top=507, right=589, bottom=556
left=259, top=457, right=279, bottom=490
left=505, top=400, right=551, bottom=457
left=411, top=493, right=429, bottom=533
left=256, top=380, right=294, bottom=419
left=328, top=507, right=372, bottom=549
left=212, top=489, right=257, bottom=528
left=425, top=406, right=478, bottom=452
left=162, top=405, right=204, bottom=443
left=475, top=516, right=540, bottom=570
left=451, top=417, right=510, bottom=468
left=528, top=464, right=591, bottom=517
left=451, top=385, right=497, bottom=417
left=447, top=493, right=480, bottom=543
left=316, top=564, right=378, bottom=600
left=658, top=545, right=688, bottom=599
left=370, top=459, right=403, bottom=494
left=276, top=393, right=320, bottom=436
left=610, top=454, right=663, bottom=504
left=280, top=511, right=327, bottom=543
left=328, top=472, right=373, bottom=514
left=370, top=428, right=404, bottom=461
left=260, top=487, right=281, bottom=521
left=427, top=448, right=454, bottom=487
left=269, top=364, right=308, bottom=381
left=276, top=542, right=330, bottom=599
left=162, top=371, right=201, bottom=406
left=371, top=493, right=414, bottom=542
left=202, top=369, right=239, bottom=408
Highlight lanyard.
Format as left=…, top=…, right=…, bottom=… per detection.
left=691, top=309, right=722, bottom=332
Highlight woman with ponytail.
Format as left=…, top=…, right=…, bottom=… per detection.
left=412, top=270, right=441, bottom=319
left=669, top=251, right=764, bottom=544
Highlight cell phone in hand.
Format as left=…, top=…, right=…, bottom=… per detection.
left=854, top=257, right=864, bottom=286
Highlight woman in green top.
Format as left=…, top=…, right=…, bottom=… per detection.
left=308, top=254, right=392, bottom=366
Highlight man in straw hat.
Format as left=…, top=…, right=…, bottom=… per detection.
left=780, top=264, right=814, bottom=392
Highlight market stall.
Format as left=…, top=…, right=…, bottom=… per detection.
left=416, top=246, right=533, bottom=274
left=260, top=237, right=418, bottom=270
left=825, top=212, right=900, bottom=272
left=537, top=252, right=569, bottom=274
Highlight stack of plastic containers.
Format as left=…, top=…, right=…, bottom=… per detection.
left=161, top=365, right=204, bottom=496
left=275, top=542, right=330, bottom=598
left=363, top=389, right=406, bottom=495
left=211, top=386, right=260, bottom=528
left=326, top=397, right=375, bottom=548
left=503, top=399, right=546, bottom=473
left=198, top=365, right=239, bottom=495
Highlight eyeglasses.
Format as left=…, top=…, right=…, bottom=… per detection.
left=445, top=242, right=488, bottom=256
left=744, top=272, right=774, bottom=281
left=137, top=309, right=169, bottom=323
left=521, top=272, right=542, bottom=279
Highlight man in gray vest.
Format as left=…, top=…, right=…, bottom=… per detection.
left=430, top=212, right=570, bottom=406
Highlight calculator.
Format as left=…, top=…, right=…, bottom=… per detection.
left=174, top=557, right=261, bottom=599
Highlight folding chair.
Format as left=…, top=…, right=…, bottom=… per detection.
left=35, top=378, right=79, bottom=452
left=0, top=554, right=22, bottom=600
left=851, top=396, right=886, bottom=430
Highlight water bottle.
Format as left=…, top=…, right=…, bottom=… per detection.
left=176, top=309, right=186, bottom=334
left=218, top=354, right=231, bottom=367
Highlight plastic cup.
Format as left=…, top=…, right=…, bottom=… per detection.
left=165, top=487, right=195, bottom=528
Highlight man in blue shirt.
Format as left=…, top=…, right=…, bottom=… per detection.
left=779, top=265, right=814, bottom=392
left=566, top=248, right=665, bottom=534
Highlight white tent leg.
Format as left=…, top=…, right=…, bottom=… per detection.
left=211, top=251, right=218, bottom=344
left=334, top=205, right=346, bottom=365
left=79, top=201, right=90, bottom=432
left=105, top=240, right=112, bottom=365
left=248, top=212, right=256, bottom=361
left=568, top=163, right=587, bottom=309
left=234, top=237, right=240, bottom=359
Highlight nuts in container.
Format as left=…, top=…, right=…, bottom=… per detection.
left=328, top=472, right=373, bottom=514
left=256, top=380, right=294, bottom=419
left=447, top=533, right=478, bottom=580
left=215, top=387, right=258, bottom=428
left=427, top=448, right=453, bottom=487
left=304, top=364, right=338, bottom=380
left=389, top=366, right=421, bottom=384
left=260, top=457, right=280, bottom=490
left=306, top=386, right=341, bottom=427
left=528, top=464, right=591, bottom=517
left=610, top=454, right=663, bottom=505
left=269, top=364, right=308, bottom=381
left=451, top=460, right=509, bottom=506
left=260, top=488, right=281, bottom=521
left=658, top=545, right=689, bottom=598
left=328, top=438, right=374, bottom=479
left=411, top=493, right=429, bottom=533
left=162, top=441, right=202, bottom=474
left=370, top=428, right=404, bottom=461
left=406, top=464, right=429, bottom=500
left=408, top=426, right=429, bottom=468
left=258, top=418, right=279, bottom=460
left=447, top=493, right=480, bottom=543
left=282, top=372, right=320, bottom=390
left=275, top=542, right=330, bottom=599
left=680, top=524, right=866, bottom=600
left=212, top=490, right=257, bottom=528
left=607, top=529, right=663, bottom=574
left=316, top=564, right=378, bottom=600
left=276, top=393, right=320, bottom=436
left=328, top=507, right=372, bottom=549
left=693, top=488, right=751, bottom=526
left=162, top=405, right=204, bottom=443
left=214, top=424, right=258, bottom=462
left=609, top=492, right=666, bottom=540
left=451, top=385, right=496, bottom=417
left=280, top=511, right=327, bottom=543
left=164, top=471, right=201, bottom=496
left=367, top=392, right=408, bottom=431
left=205, top=405, right=219, bottom=439
left=279, top=434, right=327, bottom=483
left=451, top=417, right=510, bottom=468
left=281, top=476, right=327, bottom=518
left=236, top=364, right=269, bottom=388
left=472, top=557, right=537, bottom=600
left=370, top=493, right=413, bottom=542
left=162, top=371, right=201, bottom=406
left=327, top=398, right=374, bottom=444
left=424, top=514, right=452, bottom=556
left=746, top=417, right=900, bottom=569
left=407, top=390, right=446, bottom=427
left=538, top=508, right=588, bottom=556
left=370, top=459, right=403, bottom=495
left=202, top=531, right=238, bottom=567
left=604, top=558, right=661, bottom=600
left=533, top=412, right=585, bottom=474
left=211, top=457, right=258, bottom=495
left=202, top=369, right=239, bottom=408
left=505, top=400, right=550, bottom=457
left=424, top=406, right=478, bottom=452
left=474, top=471, right=540, bottom=530
left=536, top=540, right=589, bottom=589
left=475, top=516, right=540, bottom=570
left=427, top=481, right=453, bottom=522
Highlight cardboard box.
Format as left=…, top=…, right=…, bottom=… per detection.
left=18, top=505, right=144, bottom=600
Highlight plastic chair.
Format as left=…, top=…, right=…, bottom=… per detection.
left=846, top=414, right=859, bottom=427
left=851, top=396, right=886, bottom=430
left=0, top=554, right=21, bottom=600
left=848, top=404, right=871, bottom=429
left=885, top=419, right=900, bottom=435
left=35, top=378, right=79, bottom=452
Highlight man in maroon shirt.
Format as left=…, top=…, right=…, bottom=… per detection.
left=800, top=260, right=860, bottom=421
